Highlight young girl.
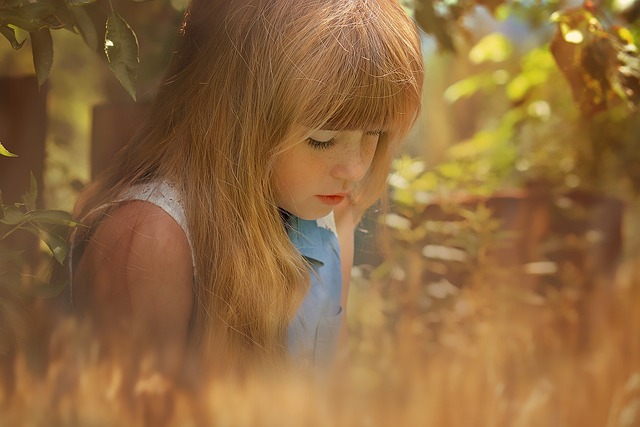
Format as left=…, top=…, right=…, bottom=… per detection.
left=70, top=0, right=424, bottom=374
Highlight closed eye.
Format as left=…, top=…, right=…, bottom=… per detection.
left=307, top=137, right=336, bottom=150
left=307, top=130, right=381, bottom=150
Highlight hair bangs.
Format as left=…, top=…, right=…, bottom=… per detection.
left=293, top=0, right=422, bottom=136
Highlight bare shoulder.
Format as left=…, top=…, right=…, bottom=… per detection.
left=74, top=200, right=194, bottom=342
left=97, top=200, right=191, bottom=259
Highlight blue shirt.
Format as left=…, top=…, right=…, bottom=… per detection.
left=285, top=213, right=344, bottom=367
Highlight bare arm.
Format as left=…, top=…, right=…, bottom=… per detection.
left=73, top=201, right=194, bottom=375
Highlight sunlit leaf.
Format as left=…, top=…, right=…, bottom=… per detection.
left=449, top=128, right=511, bottom=159
left=550, top=4, right=640, bottom=116
left=23, top=224, right=68, bottom=264
left=469, top=33, right=513, bottom=63
left=383, top=213, right=412, bottom=230
left=413, top=172, right=439, bottom=192
left=560, top=22, right=585, bottom=44
left=549, top=10, right=563, bottom=22
left=392, top=187, right=416, bottom=207
left=30, top=28, right=54, bottom=87
left=0, top=143, right=18, bottom=157
left=394, top=158, right=426, bottom=181
left=444, top=74, right=494, bottom=103
left=388, top=172, right=410, bottom=190
left=474, top=0, right=507, bottom=14
left=104, top=12, right=139, bottom=100
left=0, top=24, right=27, bottom=49
left=506, top=74, right=532, bottom=100
left=438, top=162, right=465, bottom=179
left=522, top=48, right=556, bottom=71
left=614, top=25, right=635, bottom=45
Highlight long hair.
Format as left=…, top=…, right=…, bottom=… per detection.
left=75, top=0, right=423, bottom=369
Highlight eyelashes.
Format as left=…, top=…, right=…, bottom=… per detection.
left=307, top=138, right=336, bottom=150
left=306, top=131, right=382, bottom=151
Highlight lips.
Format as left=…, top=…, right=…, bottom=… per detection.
left=316, top=194, right=347, bottom=206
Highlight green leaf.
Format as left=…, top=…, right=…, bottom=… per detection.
left=444, top=74, right=494, bottom=103
left=21, top=173, right=37, bottom=211
left=104, top=12, right=139, bottom=100
left=413, top=172, right=439, bottom=192
left=1, top=206, right=25, bottom=226
left=0, top=10, right=45, bottom=33
left=70, top=5, right=97, bottom=50
left=23, top=224, right=68, bottom=264
left=65, top=0, right=100, bottom=5
left=438, top=162, right=465, bottom=180
left=30, top=28, right=54, bottom=87
left=0, top=24, right=27, bottom=49
left=0, top=2, right=61, bottom=32
left=51, top=0, right=77, bottom=31
left=392, top=188, right=418, bottom=207
left=26, top=209, right=78, bottom=227
left=0, top=143, right=18, bottom=157
left=469, top=33, right=513, bottom=64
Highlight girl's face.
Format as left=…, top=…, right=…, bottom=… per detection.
left=272, top=128, right=381, bottom=220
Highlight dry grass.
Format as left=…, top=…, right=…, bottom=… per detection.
left=0, top=251, right=638, bottom=426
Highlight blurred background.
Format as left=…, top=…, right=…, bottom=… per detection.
left=1, top=0, right=640, bottom=425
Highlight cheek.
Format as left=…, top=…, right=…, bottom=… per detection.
left=272, top=150, right=312, bottom=197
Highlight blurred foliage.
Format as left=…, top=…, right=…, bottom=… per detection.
left=0, top=0, right=144, bottom=99
left=412, top=0, right=564, bottom=52
left=0, top=2, right=182, bottom=357
left=0, top=150, right=78, bottom=355
left=398, top=0, right=640, bottom=200
left=373, top=0, right=640, bottom=351
left=550, top=3, right=640, bottom=117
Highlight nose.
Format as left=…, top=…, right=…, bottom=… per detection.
left=330, top=132, right=377, bottom=184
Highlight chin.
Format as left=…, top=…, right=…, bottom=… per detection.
left=287, top=207, right=332, bottom=221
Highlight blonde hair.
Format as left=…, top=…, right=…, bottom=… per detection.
left=76, top=0, right=423, bottom=369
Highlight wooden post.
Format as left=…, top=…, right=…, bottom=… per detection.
left=0, top=75, right=47, bottom=396
left=0, top=75, right=47, bottom=206
left=90, top=102, right=149, bottom=179
left=0, top=75, right=48, bottom=264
